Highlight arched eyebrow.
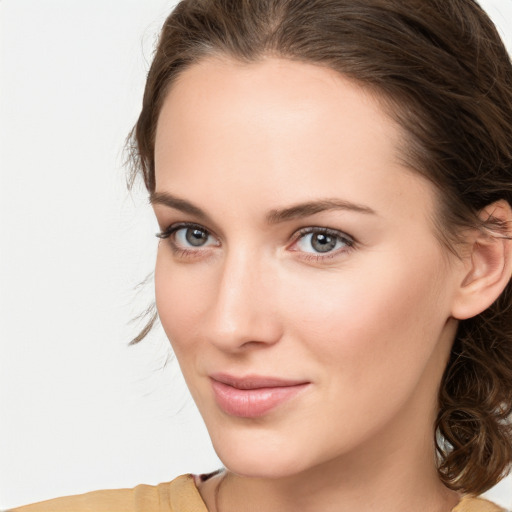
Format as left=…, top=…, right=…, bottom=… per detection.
left=150, top=192, right=377, bottom=224
left=150, top=192, right=208, bottom=220
left=266, top=199, right=377, bottom=224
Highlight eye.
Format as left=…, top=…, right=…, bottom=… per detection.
left=156, top=223, right=219, bottom=250
left=292, top=227, right=354, bottom=255
left=175, top=226, right=213, bottom=247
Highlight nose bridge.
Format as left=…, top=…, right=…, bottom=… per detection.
left=207, top=243, right=280, bottom=349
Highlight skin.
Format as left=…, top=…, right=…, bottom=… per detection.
left=152, top=56, right=465, bottom=512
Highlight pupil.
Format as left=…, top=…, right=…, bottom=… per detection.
left=186, top=228, right=208, bottom=246
left=312, top=233, right=336, bottom=253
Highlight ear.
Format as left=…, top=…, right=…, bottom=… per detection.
left=451, top=199, right=512, bottom=320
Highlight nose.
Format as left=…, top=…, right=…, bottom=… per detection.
left=203, top=248, right=283, bottom=353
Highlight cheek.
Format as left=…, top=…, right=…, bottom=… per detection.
left=154, top=249, right=204, bottom=352
left=281, top=252, right=449, bottom=380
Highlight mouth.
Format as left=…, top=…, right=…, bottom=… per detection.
left=209, top=373, right=310, bottom=418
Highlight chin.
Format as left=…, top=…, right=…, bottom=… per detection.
left=207, top=425, right=320, bottom=479
left=219, top=452, right=309, bottom=479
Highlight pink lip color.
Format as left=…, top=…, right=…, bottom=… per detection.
left=210, top=374, right=310, bottom=418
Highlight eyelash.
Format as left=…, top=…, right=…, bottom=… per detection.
left=289, top=227, right=355, bottom=261
left=156, top=222, right=218, bottom=259
left=155, top=222, right=356, bottom=261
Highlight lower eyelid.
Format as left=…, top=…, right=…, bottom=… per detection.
left=293, top=244, right=355, bottom=265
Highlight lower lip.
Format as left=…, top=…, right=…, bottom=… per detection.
left=210, top=380, right=309, bottom=418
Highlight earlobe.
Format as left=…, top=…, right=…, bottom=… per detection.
left=451, top=200, right=512, bottom=320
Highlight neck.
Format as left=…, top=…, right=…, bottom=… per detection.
left=218, top=453, right=458, bottom=512
left=212, top=443, right=460, bottom=512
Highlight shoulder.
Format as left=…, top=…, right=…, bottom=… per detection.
left=6, top=474, right=208, bottom=512
left=453, top=495, right=509, bottom=512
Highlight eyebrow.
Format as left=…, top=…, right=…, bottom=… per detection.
left=266, top=199, right=377, bottom=224
left=150, top=191, right=210, bottom=220
left=150, top=191, right=377, bottom=224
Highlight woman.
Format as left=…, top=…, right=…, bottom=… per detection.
left=9, top=0, right=512, bottom=510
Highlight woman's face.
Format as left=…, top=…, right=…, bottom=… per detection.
left=153, top=57, right=462, bottom=478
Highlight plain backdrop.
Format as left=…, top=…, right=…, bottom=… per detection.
left=1, top=0, right=511, bottom=509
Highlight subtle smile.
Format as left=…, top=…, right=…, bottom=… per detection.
left=210, top=374, right=310, bottom=418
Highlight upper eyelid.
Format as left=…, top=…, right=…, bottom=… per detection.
left=152, top=202, right=224, bottom=237
left=291, top=226, right=355, bottom=243
left=157, top=221, right=217, bottom=239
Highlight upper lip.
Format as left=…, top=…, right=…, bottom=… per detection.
left=210, top=373, right=310, bottom=390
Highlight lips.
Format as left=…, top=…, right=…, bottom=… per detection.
left=210, top=374, right=310, bottom=418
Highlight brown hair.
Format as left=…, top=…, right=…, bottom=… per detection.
left=127, top=0, right=512, bottom=495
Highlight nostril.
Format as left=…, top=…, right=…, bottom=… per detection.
left=239, top=339, right=269, bottom=350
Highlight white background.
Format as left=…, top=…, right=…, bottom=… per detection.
left=1, top=0, right=511, bottom=509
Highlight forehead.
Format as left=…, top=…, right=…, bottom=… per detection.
left=156, top=56, right=396, bottom=151
left=154, top=56, right=436, bottom=226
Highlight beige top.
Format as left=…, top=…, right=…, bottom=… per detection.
left=7, top=474, right=506, bottom=512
